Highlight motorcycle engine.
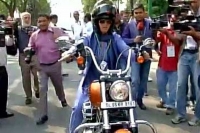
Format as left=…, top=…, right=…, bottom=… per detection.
left=82, top=102, right=97, bottom=122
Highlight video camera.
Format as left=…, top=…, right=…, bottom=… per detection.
left=173, top=16, right=200, bottom=31
left=150, top=14, right=169, bottom=30
left=150, top=0, right=200, bottom=31
left=0, top=20, right=13, bottom=35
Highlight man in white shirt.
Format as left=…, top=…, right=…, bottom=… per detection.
left=71, top=11, right=83, bottom=41
left=0, top=35, right=15, bottom=118
left=49, top=14, right=58, bottom=27
left=71, top=11, right=84, bottom=75
left=83, top=13, right=93, bottom=36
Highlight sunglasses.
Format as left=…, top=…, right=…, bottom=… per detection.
left=99, top=19, right=112, bottom=24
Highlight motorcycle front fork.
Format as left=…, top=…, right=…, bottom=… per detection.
left=101, top=80, right=138, bottom=133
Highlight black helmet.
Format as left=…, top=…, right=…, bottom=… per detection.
left=92, top=0, right=117, bottom=34
left=92, top=0, right=116, bottom=20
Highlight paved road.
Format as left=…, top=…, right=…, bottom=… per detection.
left=0, top=55, right=199, bottom=133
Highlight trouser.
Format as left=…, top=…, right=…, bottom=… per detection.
left=131, top=60, right=151, bottom=104
left=19, top=53, right=39, bottom=98
left=176, top=52, right=200, bottom=119
left=156, top=67, right=177, bottom=109
left=38, top=62, right=66, bottom=117
left=186, top=74, right=196, bottom=102
left=0, top=66, right=8, bottom=115
left=69, top=87, right=89, bottom=133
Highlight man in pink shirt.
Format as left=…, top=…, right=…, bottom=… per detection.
left=28, top=14, right=67, bottom=125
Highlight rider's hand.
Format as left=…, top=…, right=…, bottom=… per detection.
left=143, top=51, right=150, bottom=60
left=58, top=51, right=72, bottom=62
left=133, top=36, right=143, bottom=43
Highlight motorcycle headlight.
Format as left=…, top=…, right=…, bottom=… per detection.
left=109, top=80, right=129, bottom=101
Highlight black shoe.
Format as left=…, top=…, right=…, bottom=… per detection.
left=36, top=115, right=48, bottom=125
left=25, top=98, right=32, bottom=105
left=62, top=73, right=69, bottom=77
left=61, top=100, right=68, bottom=107
left=0, top=112, right=14, bottom=119
left=138, top=103, right=147, bottom=110
left=35, top=92, right=39, bottom=98
left=137, top=99, right=147, bottom=110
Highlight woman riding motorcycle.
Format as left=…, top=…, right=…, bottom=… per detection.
left=63, top=1, right=150, bottom=132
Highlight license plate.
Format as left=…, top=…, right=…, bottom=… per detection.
left=101, top=101, right=136, bottom=109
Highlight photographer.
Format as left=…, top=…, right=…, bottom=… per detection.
left=179, top=0, right=200, bottom=40
left=0, top=14, right=16, bottom=118
left=162, top=13, right=200, bottom=127
left=14, top=12, right=39, bottom=105
left=155, top=17, right=180, bottom=115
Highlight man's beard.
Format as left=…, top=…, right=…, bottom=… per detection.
left=22, top=22, right=31, bottom=27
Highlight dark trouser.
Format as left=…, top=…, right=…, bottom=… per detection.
left=131, top=60, right=151, bottom=103
left=38, top=62, right=66, bottom=117
left=0, top=66, right=8, bottom=115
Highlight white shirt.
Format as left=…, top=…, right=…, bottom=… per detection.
left=83, top=21, right=93, bottom=36
left=49, top=22, right=56, bottom=27
left=185, top=35, right=197, bottom=49
left=71, top=20, right=83, bottom=41
left=0, top=36, right=14, bottom=66
left=184, top=7, right=200, bottom=49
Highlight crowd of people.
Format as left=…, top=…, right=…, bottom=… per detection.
left=0, top=0, right=199, bottom=132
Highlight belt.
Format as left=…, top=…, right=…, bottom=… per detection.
left=183, top=49, right=198, bottom=54
left=0, top=66, right=5, bottom=69
left=0, top=66, right=6, bottom=73
left=40, top=61, right=58, bottom=66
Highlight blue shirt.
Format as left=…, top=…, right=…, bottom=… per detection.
left=81, top=32, right=135, bottom=88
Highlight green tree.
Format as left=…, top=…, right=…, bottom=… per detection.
left=126, top=0, right=168, bottom=16
left=82, top=0, right=97, bottom=13
left=81, top=0, right=123, bottom=13
left=0, top=0, right=51, bottom=17
left=151, top=0, right=168, bottom=16
left=0, top=2, right=8, bottom=15
left=0, top=0, right=17, bottom=17
left=27, top=0, right=51, bottom=24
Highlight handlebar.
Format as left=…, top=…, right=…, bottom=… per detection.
left=85, top=46, right=132, bottom=75
left=58, top=37, right=155, bottom=74
left=74, top=120, right=157, bottom=133
left=115, top=43, right=147, bottom=69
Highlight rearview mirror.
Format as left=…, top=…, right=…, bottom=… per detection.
left=56, top=36, right=73, bottom=50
